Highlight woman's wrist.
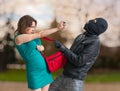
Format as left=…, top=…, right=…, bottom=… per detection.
left=57, top=21, right=65, bottom=30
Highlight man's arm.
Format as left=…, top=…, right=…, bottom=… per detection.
left=54, top=40, right=100, bottom=67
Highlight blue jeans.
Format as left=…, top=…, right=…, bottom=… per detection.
left=49, top=74, right=84, bottom=91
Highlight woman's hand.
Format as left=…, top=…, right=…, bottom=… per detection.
left=36, top=45, right=45, bottom=52
left=37, top=21, right=66, bottom=38
left=57, top=21, right=66, bottom=30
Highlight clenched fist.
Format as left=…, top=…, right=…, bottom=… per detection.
left=57, top=21, right=66, bottom=30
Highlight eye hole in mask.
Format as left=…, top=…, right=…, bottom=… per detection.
left=89, top=19, right=97, bottom=24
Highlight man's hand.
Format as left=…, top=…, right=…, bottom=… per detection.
left=54, top=40, right=66, bottom=52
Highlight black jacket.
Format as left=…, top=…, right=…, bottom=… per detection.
left=62, top=33, right=100, bottom=80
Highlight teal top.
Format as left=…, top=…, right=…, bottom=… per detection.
left=14, top=34, right=53, bottom=90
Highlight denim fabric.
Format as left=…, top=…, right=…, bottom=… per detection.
left=49, top=74, right=84, bottom=91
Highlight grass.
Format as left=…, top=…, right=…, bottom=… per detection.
left=86, top=71, right=120, bottom=83
left=0, top=69, right=120, bottom=83
left=0, top=69, right=26, bottom=82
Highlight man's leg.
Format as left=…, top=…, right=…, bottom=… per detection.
left=49, top=75, right=63, bottom=91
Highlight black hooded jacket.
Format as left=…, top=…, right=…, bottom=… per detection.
left=62, top=32, right=100, bottom=80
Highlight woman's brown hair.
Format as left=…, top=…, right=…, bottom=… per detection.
left=14, top=15, right=37, bottom=34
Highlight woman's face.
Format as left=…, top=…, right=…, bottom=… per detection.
left=24, top=21, right=36, bottom=34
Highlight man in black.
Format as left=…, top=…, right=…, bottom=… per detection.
left=49, top=18, right=108, bottom=91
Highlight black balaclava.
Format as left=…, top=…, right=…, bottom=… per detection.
left=84, top=18, right=108, bottom=36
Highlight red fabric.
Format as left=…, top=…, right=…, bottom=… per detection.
left=41, top=37, right=67, bottom=72
left=42, top=37, right=54, bottom=41
left=42, top=52, right=67, bottom=72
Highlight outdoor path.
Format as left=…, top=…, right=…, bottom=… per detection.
left=0, top=82, right=120, bottom=91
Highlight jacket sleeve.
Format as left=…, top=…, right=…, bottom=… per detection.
left=62, top=41, right=100, bottom=67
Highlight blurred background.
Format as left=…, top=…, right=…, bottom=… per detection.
left=0, top=0, right=120, bottom=91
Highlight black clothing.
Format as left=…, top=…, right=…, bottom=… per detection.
left=56, top=33, right=100, bottom=80
left=84, top=18, right=108, bottom=35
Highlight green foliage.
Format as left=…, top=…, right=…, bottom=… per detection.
left=52, top=69, right=63, bottom=79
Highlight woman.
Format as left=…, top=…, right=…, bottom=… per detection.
left=14, top=15, right=65, bottom=91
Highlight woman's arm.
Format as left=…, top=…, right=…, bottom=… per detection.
left=40, top=21, right=65, bottom=37
left=15, top=21, right=65, bottom=45
left=39, top=28, right=60, bottom=38
left=15, top=33, right=40, bottom=45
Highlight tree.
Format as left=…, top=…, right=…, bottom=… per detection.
left=0, top=14, right=16, bottom=72
left=93, top=45, right=120, bottom=69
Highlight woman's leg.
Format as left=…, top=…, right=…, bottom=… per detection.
left=31, top=83, right=50, bottom=91
left=41, top=84, right=50, bottom=91
left=32, top=88, right=41, bottom=91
